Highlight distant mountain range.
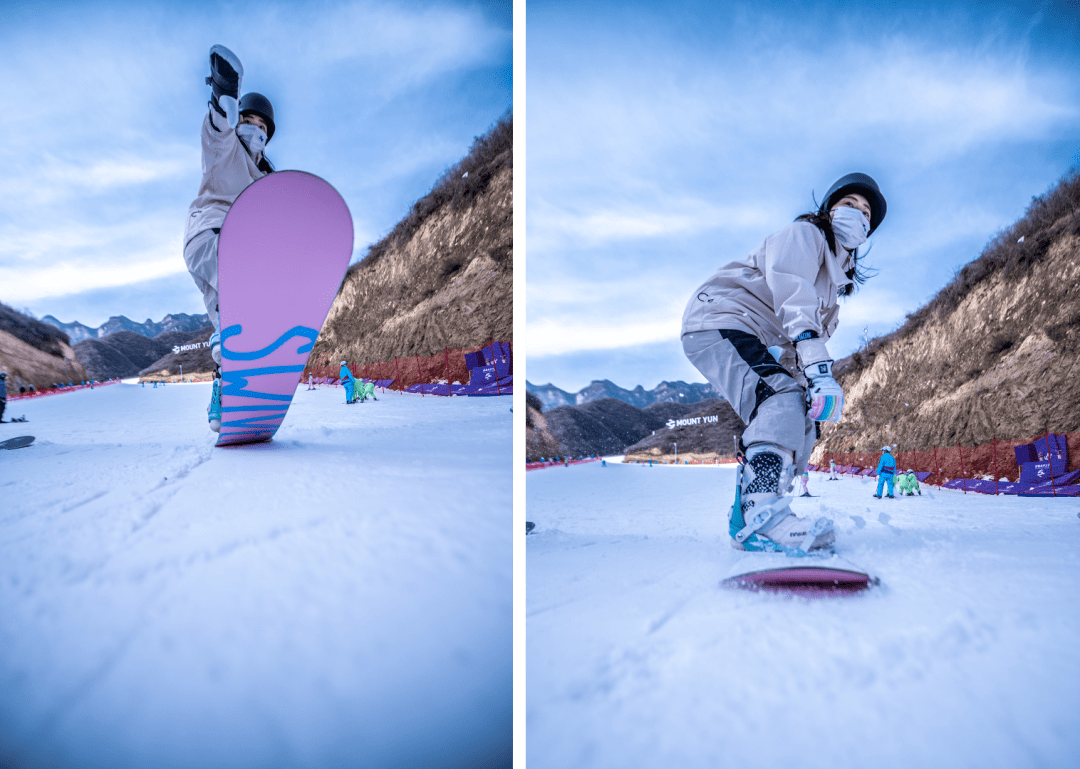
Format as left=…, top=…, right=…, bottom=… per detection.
left=74, top=326, right=214, bottom=381
left=526, top=379, right=720, bottom=409
left=41, top=313, right=210, bottom=344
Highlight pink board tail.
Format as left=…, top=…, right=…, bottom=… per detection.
left=215, top=171, right=353, bottom=447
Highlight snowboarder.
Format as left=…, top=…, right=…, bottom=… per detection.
left=340, top=361, right=357, bottom=403
left=357, top=380, right=377, bottom=402
left=183, top=44, right=276, bottom=432
left=0, top=372, right=7, bottom=423
left=829, top=458, right=839, bottom=480
left=681, top=172, right=887, bottom=553
left=874, top=447, right=897, bottom=498
left=307, top=373, right=315, bottom=391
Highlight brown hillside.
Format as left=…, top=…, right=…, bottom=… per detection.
left=526, top=391, right=566, bottom=461
left=309, top=114, right=512, bottom=367
left=815, top=167, right=1080, bottom=460
left=0, top=303, right=88, bottom=391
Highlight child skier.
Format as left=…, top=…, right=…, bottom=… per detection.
left=899, top=469, right=921, bottom=496
left=799, top=470, right=811, bottom=497
left=340, top=361, right=357, bottom=404
left=184, top=44, right=276, bottom=432
left=358, top=380, right=377, bottom=402
left=874, top=447, right=897, bottom=498
left=681, top=173, right=887, bottom=553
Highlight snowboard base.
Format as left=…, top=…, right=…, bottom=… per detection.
left=1, top=436, right=35, bottom=450
left=722, top=552, right=877, bottom=594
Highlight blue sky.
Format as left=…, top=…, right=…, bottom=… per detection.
left=0, top=0, right=511, bottom=328
left=526, top=0, right=1080, bottom=393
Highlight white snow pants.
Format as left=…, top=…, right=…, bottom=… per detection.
left=183, top=229, right=220, bottom=333
left=682, top=329, right=816, bottom=473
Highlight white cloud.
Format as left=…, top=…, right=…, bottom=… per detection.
left=1, top=250, right=185, bottom=304
left=528, top=315, right=682, bottom=357
left=528, top=196, right=775, bottom=250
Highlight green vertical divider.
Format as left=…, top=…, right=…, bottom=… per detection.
left=511, top=0, right=524, bottom=764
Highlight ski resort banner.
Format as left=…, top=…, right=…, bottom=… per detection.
left=665, top=414, right=721, bottom=430
left=303, top=340, right=512, bottom=396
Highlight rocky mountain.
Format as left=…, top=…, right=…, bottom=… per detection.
left=41, top=313, right=210, bottom=344
left=74, top=326, right=214, bottom=381
left=308, top=113, right=511, bottom=369
left=525, top=395, right=719, bottom=460
left=814, top=167, right=1080, bottom=460
left=526, top=391, right=566, bottom=461
left=623, top=399, right=744, bottom=464
left=0, top=302, right=89, bottom=391
left=526, top=379, right=720, bottom=410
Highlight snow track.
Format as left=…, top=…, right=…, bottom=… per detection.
left=0, top=382, right=511, bottom=769
left=527, top=460, right=1080, bottom=769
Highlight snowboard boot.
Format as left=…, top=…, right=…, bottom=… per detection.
left=873, top=494, right=882, bottom=499
left=207, top=45, right=243, bottom=108
left=730, top=444, right=834, bottom=555
left=209, top=331, right=222, bottom=367
left=208, top=374, right=222, bottom=433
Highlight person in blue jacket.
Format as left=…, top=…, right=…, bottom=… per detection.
left=874, top=446, right=896, bottom=498
left=339, top=361, right=356, bottom=403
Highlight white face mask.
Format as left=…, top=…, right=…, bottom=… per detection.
left=237, top=123, right=267, bottom=157
left=831, top=205, right=870, bottom=251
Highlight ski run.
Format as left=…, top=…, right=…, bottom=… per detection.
left=527, top=457, right=1080, bottom=769
left=0, top=380, right=511, bottom=769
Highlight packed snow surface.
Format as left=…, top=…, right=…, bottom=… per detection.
left=527, top=459, right=1080, bottom=769
left=0, top=381, right=511, bottom=769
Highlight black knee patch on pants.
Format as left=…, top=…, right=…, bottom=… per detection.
left=718, top=329, right=792, bottom=424
left=749, top=379, right=776, bottom=424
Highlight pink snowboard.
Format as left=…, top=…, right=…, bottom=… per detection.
left=721, top=553, right=878, bottom=595
left=216, top=171, right=353, bottom=447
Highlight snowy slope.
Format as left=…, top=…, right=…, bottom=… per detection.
left=0, top=382, right=511, bottom=769
left=526, top=460, right=1080, bottom=769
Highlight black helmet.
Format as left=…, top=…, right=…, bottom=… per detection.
left=239, top=92, right=275, bottom=141
left=822, top=172, right=887, bottom=234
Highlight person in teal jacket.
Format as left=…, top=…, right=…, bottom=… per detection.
left=340, top=361, right=356, bottom=403
left=874, top=446, right=896, bottom=498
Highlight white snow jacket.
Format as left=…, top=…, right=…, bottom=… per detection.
left=681, top=221, right=855, bottom=366
left=184, top=105, right=271, bottom=247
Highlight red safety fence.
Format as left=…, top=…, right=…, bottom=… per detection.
left=8, top=379, right=120, bottom=401
left=526, top=457, right=602, bottom=470
left=821, top=430, right=1080, bottom=494
left=303, top=340, right=512, bottom=395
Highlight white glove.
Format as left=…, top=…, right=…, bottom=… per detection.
left=796, top=337, right=843, bottom=422
left=218, top=94, right=239, bottom=128
left=803, top=359, right=844, bottom=421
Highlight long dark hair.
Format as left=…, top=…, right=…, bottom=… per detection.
left=794, top=206, right=875, bottom=296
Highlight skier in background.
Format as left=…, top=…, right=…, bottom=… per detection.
left=183, top=44, right=276, bottom=432
left=0, top=372, right=7, bottom=422
left=340, top=361, right=357, bottom=404
left=681, top=173, right=887, bottom=553
left=874, top=447, right=897, bottom=498
left=829, top=459, right=839, bottom=480
left=357, top=380, right=378, bottom=402
left=897, top=469, right=921, bottom=496
left=307, top=373, right=316, bottom=391
left=799, top=470, right=811, bottom=497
